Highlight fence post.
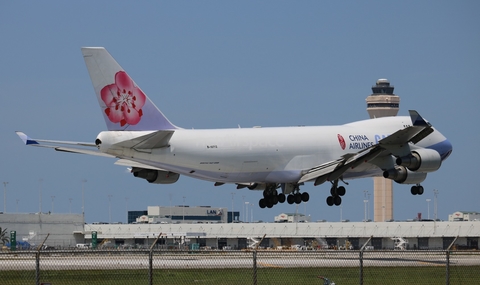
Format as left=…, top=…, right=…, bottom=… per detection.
left=149, top=233, right=162, bottom=285
left=359, top=236, right=372, bottom=285
left=35, top=233, right=50, bottom=285
left=253, top=234, right=266, bottom=285
left=445, top=236, right=458, bottom=285
left=253, top=251, right=257, bottom=285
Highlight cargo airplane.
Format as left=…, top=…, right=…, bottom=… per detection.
left=16, top=47, right=452, bottom=209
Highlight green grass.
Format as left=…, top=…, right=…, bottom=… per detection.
left=2, top=266, right=479, bottom=285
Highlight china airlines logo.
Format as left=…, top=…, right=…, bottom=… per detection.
left=100, top=71, right=146, bottom=127
left=337, top=134, right=346, bottom=150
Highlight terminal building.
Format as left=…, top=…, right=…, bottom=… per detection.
left=448, top=211, right=480, bottom=222
left=1, top=209, right=479, bottom=251
left=131, top=205, right=235, bottom=224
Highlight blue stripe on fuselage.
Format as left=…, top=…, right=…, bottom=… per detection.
left=428, top=139, right=453, bottom=161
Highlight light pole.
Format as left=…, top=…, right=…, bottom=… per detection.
left=364, top=199, right=368, bottom=222
left=125, top=197, right=129, bottom=224
left=250, top=203, right=253, bottom=223
left=242, top=195, right=245, bottom=222
left=51, top=196, right=55, bottom=213
left=16, top=199, right=19, bottom=213
left=81, top=179, right=87, bottom=217
left=231, top=193, right=235, bottom=223
left=69, top=198, right=73, bottom=214
left=363, top=190, right=369, bottom=222
left=108, top=194, right=113, bottom=223
left=426, top=199, right=431, bottom=220
left=433, top=189, right=439, bottom=220
left=367, top=192, right=371, bottom=221
left=182, top=196, right=186, bottom=222
left=3, top=181, right=8, bottom=213
left=245, top=202, right=249, bottom=223
left=169, top=193, right=173, bottom=221
left=39, top=178, right=43, bottom=213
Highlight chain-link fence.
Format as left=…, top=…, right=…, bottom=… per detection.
left=1, top=248, right=479, bottom=284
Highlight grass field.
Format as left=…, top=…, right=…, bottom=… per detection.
left=2, top=266, right=479, bottom=285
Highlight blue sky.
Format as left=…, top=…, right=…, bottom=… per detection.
left=1, top=1, right=478, bottom=224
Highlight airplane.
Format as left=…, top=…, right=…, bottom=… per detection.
left=16, top=47, right=453, bottom=209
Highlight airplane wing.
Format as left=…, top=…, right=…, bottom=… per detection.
left=298, top=110, right=433, bottom=185
left=111, top=130, right=174, bottom=149
left=298, top=145, right=384, bottom=184
left=114, top=159, right=167, bottom=171
left=15, top=131, right=114, bottom=158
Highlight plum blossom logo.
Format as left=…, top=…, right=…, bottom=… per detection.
left=100, top=71, right=146, bottom=126
left=337, top=134, right=346, bottom=150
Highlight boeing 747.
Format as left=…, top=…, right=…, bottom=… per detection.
left=17, top=47, right=453, bottom=209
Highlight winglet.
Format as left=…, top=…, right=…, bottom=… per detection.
left=15, top=131, right=39, bottom=145
left=409, top=110, right=431, bottom=127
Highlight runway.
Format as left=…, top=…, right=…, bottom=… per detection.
left=1, top=250, right=479, bottom=271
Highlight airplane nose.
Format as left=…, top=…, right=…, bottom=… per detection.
left=441, top=139, right=453, bottom=161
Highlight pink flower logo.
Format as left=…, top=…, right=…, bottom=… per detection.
left=100, top=71, right=146, bottom=126
left=337, top=134, right=346, bottom=150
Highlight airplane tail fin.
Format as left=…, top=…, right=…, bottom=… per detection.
left=81, top=47, right=178, bottom=131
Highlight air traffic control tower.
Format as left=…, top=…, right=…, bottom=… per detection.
left=366, top=79, right=400, bottom=222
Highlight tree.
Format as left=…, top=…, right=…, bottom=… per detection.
left=0, top=227, right=9, bottom=245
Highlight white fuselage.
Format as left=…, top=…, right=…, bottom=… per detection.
left=97, top=116, right=449, bottom=184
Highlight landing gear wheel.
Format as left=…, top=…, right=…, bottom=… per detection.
left=411, top=186, right=418, bottom=195
left=294, top=193, right=302, bottom=204
left=334, top=196, right=342, bottom=206
left=278, top=193, right=286, bottom=203
left=271, top=195, right=279, bottom=205
left=287, top=195, right=295, bottom=204
left=301, top=192, right=310, bottom=202
left=266, top=200, right=274, bottom=208
left=259, top=198, right=266, bottom=209
left=337, top=186, right=346, bottom=196
left=326, top=196, right=334, bottom=206
left=330, top=187, right=337, bottom=196
left=417, top=186, right=424, bottom=195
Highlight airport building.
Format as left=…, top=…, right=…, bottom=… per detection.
left=448, top=211, right=480, bottom=222
left=1, top=210, right=479, bottom=251
left=0, top=213, right=84, bottom=248
left=131, top=205, right=234, bottom=224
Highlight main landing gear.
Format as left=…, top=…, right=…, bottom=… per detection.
left=410, top=184, right=424, bottom=195
left=258, top=184, right=309, bottom=209
left=326, top=180, right=346, bottom=207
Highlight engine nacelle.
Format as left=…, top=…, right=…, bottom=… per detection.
left=383, top=166, right=427, bottom=184
left=132, top=168, right=180, bottom=184
left=396, top=148, right=441, bottom=172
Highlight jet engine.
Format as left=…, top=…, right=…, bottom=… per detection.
left=396, top=148, right=441, bottom=172
left=383, top=166, right=427, bottom=184
left=132, top=168, right=180, bottom=184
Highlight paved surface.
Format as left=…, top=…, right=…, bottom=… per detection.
left=1, top=251, right=479, bottom=270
